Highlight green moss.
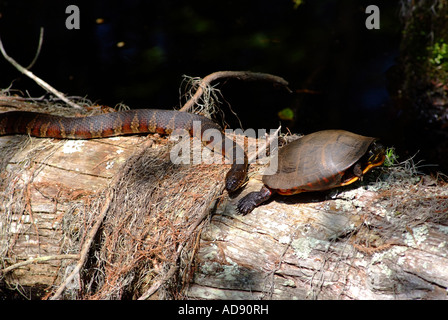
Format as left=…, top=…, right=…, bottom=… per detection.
left=400, top=0, right=448, bottom=102
left=384, top=147, right=399, bottom=168
left=430, top=42, right=448, bottom=64
left=428, top=40, right=448, bottom=68
left=277, top=107, right=294, bottom=121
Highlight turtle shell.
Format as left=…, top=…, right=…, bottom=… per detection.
left=262, top=130, right=376, bottom=195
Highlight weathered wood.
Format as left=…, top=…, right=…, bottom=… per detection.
left=0, top=128, right=149, bottom=291
left=1, top=108, right=447, bottom=299
left=187, top=177, right=448, bottom=300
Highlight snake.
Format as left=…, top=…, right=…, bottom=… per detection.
left=0, top=109, right=248, bottom=192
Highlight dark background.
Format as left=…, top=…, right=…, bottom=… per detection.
left=2, top=0, right=439, bottom=172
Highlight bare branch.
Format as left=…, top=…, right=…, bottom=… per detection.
left=179, top=71, right=291, bottom=113
left=0, top=28, right=83, bottom=110
left=0, top=254, right=79, bottom=275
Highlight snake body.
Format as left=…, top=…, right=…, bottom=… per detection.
left=0, top=109, right=248, bottom=192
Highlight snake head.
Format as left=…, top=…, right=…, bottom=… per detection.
left=225, top=175, right=242, bottom=193
left=224, top=165, right=247, bottom=193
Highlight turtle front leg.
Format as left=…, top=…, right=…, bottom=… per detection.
left=353, top=162, right=364, bottom=181
left=237, top=185, right=274, bottom=215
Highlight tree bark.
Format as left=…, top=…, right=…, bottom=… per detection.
left=0, top=126, right=145, bottom=296
left=1, top=107, right=447, bottom=299
left=187, top=177, right=448, bottom=300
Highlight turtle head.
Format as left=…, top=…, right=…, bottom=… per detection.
left=367, top=141, right=386, bottom=167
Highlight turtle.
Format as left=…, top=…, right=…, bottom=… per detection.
left=237, top=129, right=386, bottom=214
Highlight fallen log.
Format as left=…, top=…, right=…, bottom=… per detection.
left=0, top=104, right=447, bottom=300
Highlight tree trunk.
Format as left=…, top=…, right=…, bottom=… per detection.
left=1, top=106, right=447, bottom=300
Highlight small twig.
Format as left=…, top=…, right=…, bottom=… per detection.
left=26, top=27, right=44, bottom=69
left=0, top=28, right=83, bottom=110
left=0, top=254, right=79, bottom=275
left=179, top=71, right=291, bottom=113
left=50, top=189, right=113, bottom=300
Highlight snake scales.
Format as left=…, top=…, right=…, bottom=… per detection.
left=0, top=109, right=248, bottom=192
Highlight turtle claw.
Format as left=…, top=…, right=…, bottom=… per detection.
left=237, top=186, right=273, bottom=215
left=237, top=192, right=258, bottom=215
